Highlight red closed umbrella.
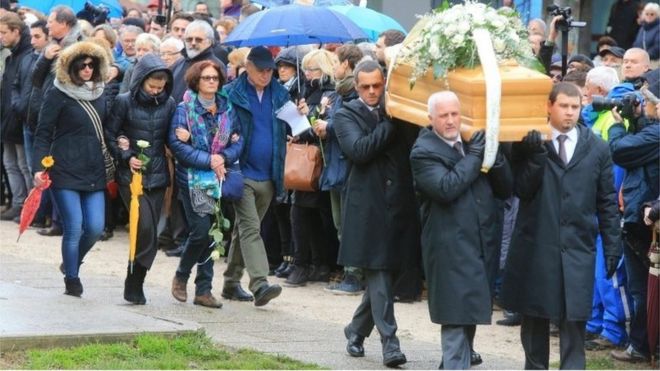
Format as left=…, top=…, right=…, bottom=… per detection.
left=17, top=156, right=54, bottom=242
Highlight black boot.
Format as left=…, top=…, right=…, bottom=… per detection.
left=64, top=277, right=83, bottom=297
left=124, top=264, right=147, bottom=305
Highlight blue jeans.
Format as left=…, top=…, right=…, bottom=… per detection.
left=2, top=140, right=31, bottom=207
left=23, top=127, right=34, bottom=174
left=176, top=188, right=214, bottom=296
left=52, top=189, right=105, bottom=279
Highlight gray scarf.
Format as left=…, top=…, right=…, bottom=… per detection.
left=54, top=79, right=105, bottom=101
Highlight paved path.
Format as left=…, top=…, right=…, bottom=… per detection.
left=0, top=221, right=553, bottom=369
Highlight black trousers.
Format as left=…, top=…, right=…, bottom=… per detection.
left=348, top=269, right=400, bottom=353
left=521, top=315, right=585, bottom=369
left=119, top=186, right=166, bottom=269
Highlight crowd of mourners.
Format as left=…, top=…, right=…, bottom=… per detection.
left=0, top=0, right=658, bottom=369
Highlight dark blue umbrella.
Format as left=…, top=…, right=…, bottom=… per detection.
left=19, top=0, right=123, bottom=18
left=224, top=4, right=367, bottom=47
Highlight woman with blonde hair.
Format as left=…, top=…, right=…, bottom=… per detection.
left=226, top=47, right=250, bottom=82
left=285, top=49, right=340, bottom=287
left=214, top=17, right=237, bottom=43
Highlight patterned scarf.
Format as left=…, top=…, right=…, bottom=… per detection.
left=183, top=89, right=232, bottom=215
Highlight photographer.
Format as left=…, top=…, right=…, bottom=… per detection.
left=608, top=88, right=659, bottom=363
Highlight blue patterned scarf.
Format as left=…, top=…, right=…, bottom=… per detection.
left=183, top=89, right=232, bottom=215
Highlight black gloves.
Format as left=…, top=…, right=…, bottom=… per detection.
left=467, top=130, right=486, bottom=159
left=605, top=255, right=619, bottom=279
left=519, top=130, right=545, bottom=154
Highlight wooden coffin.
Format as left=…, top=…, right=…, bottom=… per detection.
left=385, top=61, right=553, bottom=141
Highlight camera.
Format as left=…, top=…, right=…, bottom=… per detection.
left=592, top=93, right=641, bottom=120
left=547, top=4, right=586, bottom=32
left=84, top=1, right=109, bottom=26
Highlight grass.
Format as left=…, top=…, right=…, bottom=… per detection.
left=1, top=332, right=323, bottom=370
left=547, top=349, right=654, bottom=370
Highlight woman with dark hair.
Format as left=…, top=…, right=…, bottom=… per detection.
left=168, top=60, right=243, bottom=308
left=106, top=53, right=176, bottom=305
left=32, top=41, right=109, bottom=297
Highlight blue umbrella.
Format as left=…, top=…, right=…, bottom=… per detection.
left=251, top=0, right=293, bottom=8
left=224, top=4, right=367, bottom=47
left=19, top=0, right=123, bottom=19
left=329, top=5, right=406, bottom=42
left=314, top=0, right=353, bottom=5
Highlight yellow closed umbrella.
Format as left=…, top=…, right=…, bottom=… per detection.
left=128, top=171, right=143, bottom=273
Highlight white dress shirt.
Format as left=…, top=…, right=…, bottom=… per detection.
left=434, top=130, right=464, bottom=155
left=551, top=126, right=578, bottom=164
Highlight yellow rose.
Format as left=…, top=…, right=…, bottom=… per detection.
left=41, top=156, right=55, bottom=169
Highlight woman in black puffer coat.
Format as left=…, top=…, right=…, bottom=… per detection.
left=106, top=53, right=176, bottom=304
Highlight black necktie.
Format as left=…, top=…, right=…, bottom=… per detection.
left=557, top=134, right=568, bottom=164
left=453, top=141, right=464, bottom=157
left=370, top=108, right=380, bottom=123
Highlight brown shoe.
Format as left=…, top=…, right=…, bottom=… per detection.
left=585, top=336, right=618, bottom=351
left=193, top=293, right=223, bottom=308
left=171, top=276, right=187, bottom=302
left=610, top=345, right=648, bottom=363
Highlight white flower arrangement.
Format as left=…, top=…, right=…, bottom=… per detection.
left=398, top=1, right=537, bottom=86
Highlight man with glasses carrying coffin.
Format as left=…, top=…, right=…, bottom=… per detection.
left=333, top=59, right=420, bottom=368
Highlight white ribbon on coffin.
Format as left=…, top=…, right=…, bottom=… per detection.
left=472, top=28, right=500, bottom=173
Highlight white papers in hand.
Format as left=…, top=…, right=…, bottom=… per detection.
left=276, top=101, right=310, bottom=136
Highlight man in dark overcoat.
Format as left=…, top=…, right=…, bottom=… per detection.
left=500, top=82, right=622, bottom=369
left=333, top=59, right=420, bottom=368
left=410, top=91, right=512, bottom=369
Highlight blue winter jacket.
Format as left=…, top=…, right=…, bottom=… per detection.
left=168, top=91, right=244, bottom=189
left=222, top=72, right=290, bottom=194
left=633, top=18, right=659, bottom=60
left=608, top=119, right=660, bottom=224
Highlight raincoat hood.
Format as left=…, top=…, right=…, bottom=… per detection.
left=129, top=53, right=173, bottom=97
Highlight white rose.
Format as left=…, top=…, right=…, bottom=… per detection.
left=490, top=19, right=504, bottom=30
left=509, top=31, right=520, bottom=43
left=493, top=38, right=506, bottom=53
left=452, top=33, right=465, bottom=46
left=210, top=249, right=221, bottom=261
left=429, top=43, right=441, bottom=60
left=472, top=12, right=485, bottom=25
left=136, top=140, right=150, bottom=149
left=457, top=21, right=470, bottom=34
left=443, top=24, right=456, bottom=37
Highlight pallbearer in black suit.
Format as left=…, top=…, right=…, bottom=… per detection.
left=500, top=82, right=622, bottom=369
left=410, top=91, right=512, bottom=369
left=333, top=59, right=420, bottom=368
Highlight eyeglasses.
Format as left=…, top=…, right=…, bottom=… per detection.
left=160, top=51, right=181, bottom=57
left=79, top=62, right=94, bottom=71
left=185, top=36, right=206, bottom=44
left=200, top=75, right=220, bottom=82
left=357, top=83, right=383, bottom=91
left=304, top=67, right=321, bottom=73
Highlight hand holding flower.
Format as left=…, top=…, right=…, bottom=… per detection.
left=33, top=171, right=51, bottom=188
left=135, top=140, right=151, bottom=172
left=129, top=157, right=143, bottom=171
left=313, top=119, right=328, bottom=139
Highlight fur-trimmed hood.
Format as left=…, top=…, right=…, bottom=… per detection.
left=55, top=41, right=109, bottom=85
